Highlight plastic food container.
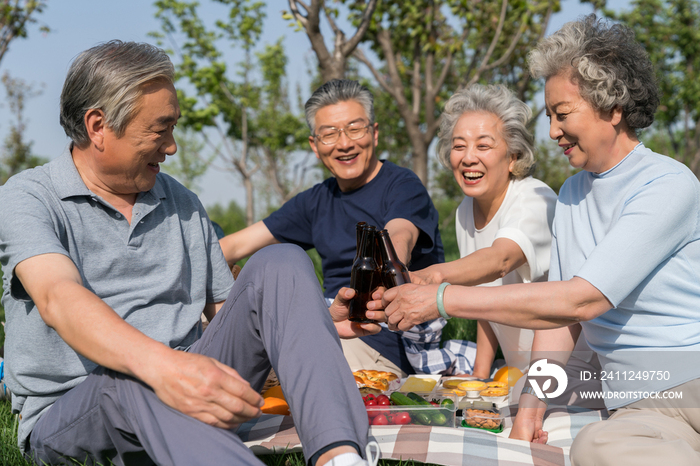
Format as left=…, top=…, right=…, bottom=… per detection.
left=461, top=404, right=505, bottom=433
left=366, top=391, right=458, bottom=427
left=399, top=374, right=441, bottom=393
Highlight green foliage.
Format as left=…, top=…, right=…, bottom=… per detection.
left=532, top=140, right=579, bottom=194
left=607, top=0, right=700, bottom=176
left=162, top=127, right=216, bottom=193
left=338, top=0, right=561, bottom=183
left=0, top=72, right=47, bottom=185
left=153, top=0, right=310, bottom=221
left=207, top=201, right=248, bottom=236
left=0, top=0, right=49, bottom=65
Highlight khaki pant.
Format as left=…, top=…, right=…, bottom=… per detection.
left=571, top=378, right=700, bottom=465
left=340, top=337, right=408, bottom=378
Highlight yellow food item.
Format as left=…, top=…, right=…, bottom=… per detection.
left=464, top=409, right=502, bottom=429
left=480, top=388, right=509, bottom=397
left=261, top=396, right=290, bottom=415
left=486, top=381, right=508, bottom=389
left=442, top=379, right=468, bottom=389
left=436, top=388, right=466, bottom=396
left=401, top=377, right=438, bottom=392
left=493, top=366, right=524, bottom=387
left=458, top=381, right=487, bottom=391
left=263, top=385, right=286, bottom=400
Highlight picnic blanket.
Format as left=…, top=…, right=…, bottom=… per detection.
left=240, top=405, right=609, bottom=465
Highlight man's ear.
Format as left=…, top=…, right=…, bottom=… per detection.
left=84, top=109, right=107, bottom=151
left=372, top=122, right=379, bottom=148
left=309, top=135, right=321, bottom=160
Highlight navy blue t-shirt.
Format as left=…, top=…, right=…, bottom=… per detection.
left=264, top=160, right=444, bottom=373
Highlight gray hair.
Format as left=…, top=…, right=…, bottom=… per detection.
left=528, top=14, right=659, bottom=129
left=304, top=79, right=374, bottom=133
left=60, top=40, right=175, bottom=147
left=436, top=84, right=535, bottom=179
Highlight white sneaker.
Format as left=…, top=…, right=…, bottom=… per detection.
left=0, top=358, right=11, bottom=401
left=363, top=441, right=380, bottom=466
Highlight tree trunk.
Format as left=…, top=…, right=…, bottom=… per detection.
left=244, top=175, right=255, bottom=226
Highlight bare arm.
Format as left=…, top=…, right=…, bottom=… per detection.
left=381, top=277, right=612, bottom=332
left=16, top=253, right=263, bottom=428
left=384, top=218, right=420, bottom=265
left=203, top=301, right=225, bottom=322
left=219, top=221, right=279, bottom=268
left=472, top=321, right=499, bottom=379
left=412, top=237, right=526, bottom=285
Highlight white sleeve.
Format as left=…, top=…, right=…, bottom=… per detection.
left=494, top=179, right=557, bottom=282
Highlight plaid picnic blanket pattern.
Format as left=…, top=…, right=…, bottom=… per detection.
left=240, top=405, right=609, bottom=466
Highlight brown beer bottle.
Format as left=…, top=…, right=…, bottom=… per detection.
left=354, top=221, right=367, bottom=262
left=349, top=225, right=379, bottom=323
left=378, top=229, right=411, bottom=288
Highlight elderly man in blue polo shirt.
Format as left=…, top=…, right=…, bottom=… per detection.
left=0, top=41, right=379, bottom=466
left=220, top=80, right=460, bottom=378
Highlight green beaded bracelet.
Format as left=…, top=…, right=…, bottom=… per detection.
left=436, top=282, right=451, bottom=320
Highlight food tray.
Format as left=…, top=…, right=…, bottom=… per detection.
left=364, top=391, right=458, bottom=427
left=460, top=402, right=504, bottom=432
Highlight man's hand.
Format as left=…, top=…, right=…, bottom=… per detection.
left=330, top=287, right=386, bottom=338
left=509, top=393, right=548, bottom=444
left=149, top=350, right=264, bottom=429
left=409, top=268, right=440, bottom=285
left=379, top=283, right=440, bottom=331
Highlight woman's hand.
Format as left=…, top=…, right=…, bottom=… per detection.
left=509, top=393, right=548, bottom=444
left=330, top=287, right=386, bottom=338
left=377, top=283, right=441, bottom=331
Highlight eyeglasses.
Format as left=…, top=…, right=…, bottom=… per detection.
left=314, top=122, right=372, bottom=145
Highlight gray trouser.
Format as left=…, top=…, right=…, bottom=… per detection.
left=28, top=244, right=368, bottom=466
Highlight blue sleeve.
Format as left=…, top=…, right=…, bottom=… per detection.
left=576, top=172, right=700, bottom=306
left=262, top=189, right=315, bottom=250
left=382, top=175, right=440, bottom=255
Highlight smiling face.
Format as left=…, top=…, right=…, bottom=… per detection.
left=97, top=80, right=180, bottom=195
left=309, top=100, right=380, bottom=192
left=544, top=73, right=624, bottom=173
left=449, top=111, right=515, bottom=212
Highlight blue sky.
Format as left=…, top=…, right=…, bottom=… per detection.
left=0, top=0, right=629, bottom=208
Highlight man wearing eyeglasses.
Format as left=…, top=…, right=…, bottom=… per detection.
left=220, top=80, right=447, bottom=378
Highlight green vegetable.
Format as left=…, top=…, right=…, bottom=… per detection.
left=441, top=398, right=454, bottom=407
left=404, top=392, right=448, bottom=426
left=389, top=392, right=432, bottom=425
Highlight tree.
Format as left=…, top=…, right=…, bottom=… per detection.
left=285, top=0, right=378, bottom=82
left=350, top=0, right=559, bottom=185
left=154, top=0, right=310, bottom=224
left=288, top=1, right=559, bottom=185
left=0, top=71, right=47, bottom=184
left=609, top=0, right=700, bottom=178
left=162, top=127, right=215, bottom=193
left=0, top=0, right=48, bottom=66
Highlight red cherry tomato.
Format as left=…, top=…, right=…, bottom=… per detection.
left=430, top=401, right=440, bottom=407
left=372, top=414, right=389, bottom=426
left=364, top=399, right=377, bottom=407
left=376, top=394, right=390, bottom=404
left=366, top=407, right=380, bottom=419
left=364, top=394, right=376, bottom=401
left=392, top=412, right=411, bottom=425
